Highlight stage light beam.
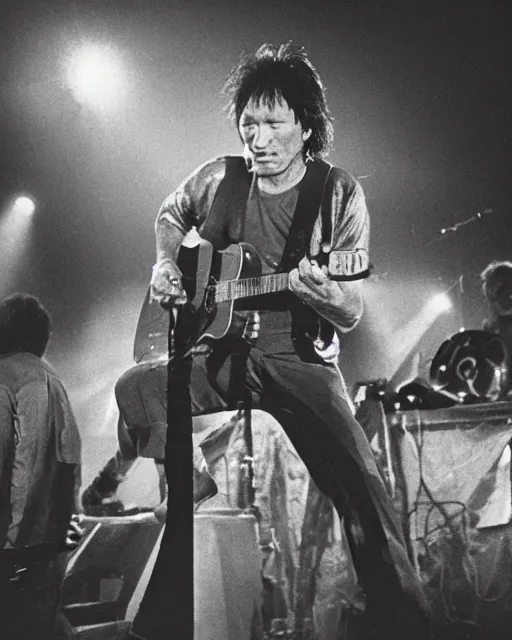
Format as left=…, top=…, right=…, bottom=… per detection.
left=386, top=290, right=454, bottom=380
left=65, top=44, right=126, bottom=111
left=427, top=292, right=452, bottom=314
left=0, top=194, right=37, bottom=296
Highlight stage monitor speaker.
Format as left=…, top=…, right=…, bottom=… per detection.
left=62, top=509, right=262, bottom=640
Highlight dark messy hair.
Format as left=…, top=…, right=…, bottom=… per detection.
left=480, top=260, right=512, bottom=302
left=222, top=42, right=334, bottom=160
left=0, top=293, right=51, bottom=357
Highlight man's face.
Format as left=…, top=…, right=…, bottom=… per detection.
left=239, top=95, right=311, bottom=176
left=487, top=272, right=512, bottom=316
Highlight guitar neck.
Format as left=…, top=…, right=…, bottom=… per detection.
left=214, top=273, right=289, bottom=304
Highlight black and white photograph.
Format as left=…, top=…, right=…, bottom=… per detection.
left=0, top=1, right=511, bottom=638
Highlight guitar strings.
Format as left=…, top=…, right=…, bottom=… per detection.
left=214, top=273, right=289, bottom=303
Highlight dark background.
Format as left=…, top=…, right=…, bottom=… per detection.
left=0, top=0, right=510, bottom=410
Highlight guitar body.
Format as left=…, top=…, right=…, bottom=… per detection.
left=177, top=240, right=263, bottom=348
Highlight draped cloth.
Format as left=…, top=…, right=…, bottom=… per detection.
left=387, top=401, right=512, bottom=638
left=205, top=410, right=367, bottom=639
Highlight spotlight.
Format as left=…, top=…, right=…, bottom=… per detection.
left=65, top=44, right=126, bottom=110
left=427, top=292, right=452, bottom=314
left=13, top=196, right=36, bottom=216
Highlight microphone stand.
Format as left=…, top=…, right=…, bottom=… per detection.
left=233, top=342, right=257, bottom=513
left=427, top=207, right=493, bottom=330
left=438, top=208, right=493, bottom=236
left=238, top=394, right=256, bottom=513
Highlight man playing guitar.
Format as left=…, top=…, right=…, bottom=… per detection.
left=143, top=42, right=430, bottom=638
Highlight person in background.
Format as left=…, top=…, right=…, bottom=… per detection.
left=481, top=260, right=512, bottom=394
left=0, top=293, right=82, bottom=640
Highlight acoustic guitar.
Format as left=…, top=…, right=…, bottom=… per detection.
left=134, top=236, right=342, bottom=362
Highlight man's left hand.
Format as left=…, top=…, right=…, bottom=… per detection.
left=288, top=256, right=332, bottom=305
left=289, top=256, right=362, bottom=332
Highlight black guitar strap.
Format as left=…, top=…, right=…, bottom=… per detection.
left=201, top=155, right=336, bottom=358
left=278, top=159, right=335, bottom=355
left=199, top=155, right=252, bottom=249
left=201, top=155, right=334, bottom=263
left=278, top=159, right=332, bottom=272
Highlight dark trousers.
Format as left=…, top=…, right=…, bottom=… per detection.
left=116, top=345, right=430, bottom=638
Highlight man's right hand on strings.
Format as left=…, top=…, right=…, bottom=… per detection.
left=150, top=258, right=188, bottom=307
